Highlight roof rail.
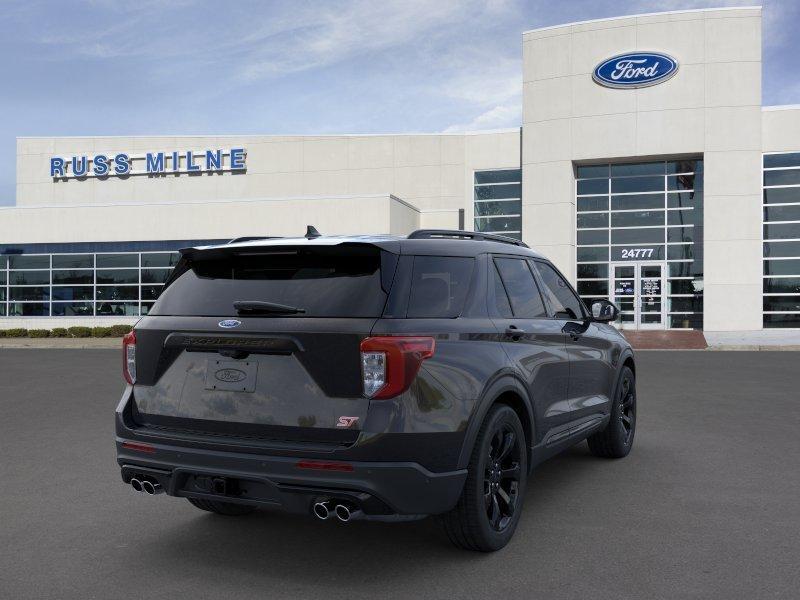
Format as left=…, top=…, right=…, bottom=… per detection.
left=407, top=229, right=529, bottom=248
left=227, top=236, right=282, bottom=244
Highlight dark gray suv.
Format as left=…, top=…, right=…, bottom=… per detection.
left=116, top=228, right=636, bottom=552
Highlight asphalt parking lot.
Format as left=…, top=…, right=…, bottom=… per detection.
left=0, top=350, right=798, bottom=600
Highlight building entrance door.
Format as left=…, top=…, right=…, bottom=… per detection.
left=610, top=262, right=667, bottom=330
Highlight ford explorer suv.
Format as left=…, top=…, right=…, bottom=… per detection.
left=116, top=228, right=636, bottom=552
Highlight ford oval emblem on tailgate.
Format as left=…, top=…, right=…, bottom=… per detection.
left=215, top=368, right=247, bottom=383
left=218, top=319, right=241, bottom=328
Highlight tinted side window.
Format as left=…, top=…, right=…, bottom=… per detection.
left=494, top=258, right=547, bottom=318
left=406, top=256, right=474, bottom=318
left=492, top=262, right=513, bottom=318
left=533, top=261, right=585, bottom=319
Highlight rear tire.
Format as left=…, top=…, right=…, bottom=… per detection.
left=187, top=497, right=257, bottom=516
left=587, top=365, right=636, bottom=459
left=440, top=404, right=527, bottom=552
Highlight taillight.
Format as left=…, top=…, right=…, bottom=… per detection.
left=122, top=330, right=136, bottom=384
left=360, top=336, right=435, bottom=399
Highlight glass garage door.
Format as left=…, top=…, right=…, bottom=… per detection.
left=576, top=159, right=704, bottom=330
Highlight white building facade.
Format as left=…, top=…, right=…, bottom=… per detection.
left=2, top=6, right=799, bottom=333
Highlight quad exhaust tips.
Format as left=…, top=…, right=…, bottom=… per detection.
left=130, top=476, right=163, bottom=495
left=334, top=503, right=363, bottom=523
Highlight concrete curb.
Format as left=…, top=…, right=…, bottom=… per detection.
left=0, top=338, right=122, bottom=349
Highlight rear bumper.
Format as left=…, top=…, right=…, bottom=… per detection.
left=116, top=437, right=467, bottom=516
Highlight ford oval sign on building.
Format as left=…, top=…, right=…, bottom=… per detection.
left=593, top=52, right=678, bottom=89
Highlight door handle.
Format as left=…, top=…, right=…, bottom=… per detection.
left=504, top=325, right=525, bottom=340
left=561, top=322, right=585, bottom=341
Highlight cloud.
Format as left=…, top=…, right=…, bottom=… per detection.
left=443, top=103, right=521, bottom=132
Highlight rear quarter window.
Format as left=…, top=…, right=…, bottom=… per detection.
left=406, top=256, right=475, bottom=318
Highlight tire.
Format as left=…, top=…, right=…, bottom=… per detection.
left=587, top=365, right=636, bottom=459
left=440, top=404, right=528, bottom=552
left=187, top=497, right=257, bottom=516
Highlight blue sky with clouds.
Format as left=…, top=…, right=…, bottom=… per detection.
left=1, top=0, right=798, bottom=206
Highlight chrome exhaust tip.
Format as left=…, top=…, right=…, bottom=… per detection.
left=313, top=501, right=332, bottom=520
left=335, top=504, right=362, bottom=522
left=130, top=478, right=143, bottom=493
left=141, top=480, right=162, bottom=495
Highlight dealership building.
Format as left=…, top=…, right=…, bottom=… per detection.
left=2, top=5, right=799, bottom=334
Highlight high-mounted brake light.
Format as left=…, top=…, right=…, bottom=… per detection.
left=360, top=336, right=435, bottom=399
left=122, top=330, right=136, bottom=385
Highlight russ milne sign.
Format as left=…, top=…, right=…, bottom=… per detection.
left=593, top=52, right=678, bottom=89
left=50, top=148, right=246, bottom=179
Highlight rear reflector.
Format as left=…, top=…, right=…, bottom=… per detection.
left=121, top=441, right=155, bottom=454
left=296, top=460, right=354, bottom=472
left=360, top=336, right=435, bottom=399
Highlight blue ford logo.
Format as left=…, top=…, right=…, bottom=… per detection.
left=218, top=319, right=242, bottom=329
left=593, top=52, right=678, bottom=89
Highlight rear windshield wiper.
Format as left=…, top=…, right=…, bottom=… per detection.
left=233, top=301, right=306, bottom=315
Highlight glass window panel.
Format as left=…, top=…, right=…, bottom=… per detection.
left=668, top=279, right=703, bottom=295
left=667, top=174, right=699, bottom=191
left=667, top=209, right=699, bottom=225
left=494, top=258, right=547, bottom=318
left=52, top=270, right=93, bottom=284
left=474, top=216, right=521, bottom=234
left=8, top=302, right=48, bottom=316
left=10, top=287, right=49, bottom=301
left=474, top=170, right=521, bottom=185
left=577, top=247, right=609, bottom=262
left=611, top=210, right=665, bottom=227
left=492, top=263, right=513, bottom=318
left=763, top=241, right=800, bottom=258
left=667, top=160, right=702, bottom=174
left=764, top=259, right=800, bottom=276
left=763, top=187, right=800, bottom=205
left=576, top=165, right=608, bottom=179
left=141, top=302, right=155, bottom=315
left=141, top=252, right=179, bottom=268
left=577, top=280, right=609, bottom=296
left=763, top=278, right=800, bottom=294
left=614, top=265, right=635, bottom=278
left=9, top=271, right=50, bottom=285
left=533, top=261, right=586, bottom=319
left=577, top=264, right=608, bottom=279
left=52, top=254, right=94, bottom=269
left=764, top=169, right=800, bottom=187
left=668, top=245, right=694, bottom=260
left=610, top=176, right=663, bottom=194
left=52, top=286, right=94, bottom=301
left=668, top=227, right=694, bottom=244
left=610, top=162, right=664, bottom=176
left=52, top=302, right=94, bottom=316
left=474, top=200, right=521, bottom=217
left=764, top=314, right=800, bottom=328
left=611, top=194, right=664, bottom=210
left=764, top=153, right=800, bottom=168
left=141, top=285, right=164, bottom=301
left=667, top=191, right=702, bottom=209
left=577, top=212, right=608, bottom=228
left=669, top=297, right=703, bottom=312
left=0, top=271, right=5, bottom=285
left=0, top=288, right=5, bottom=301
left=0, top=255, right=6, bottom=269
left=577, top=197, right=608, bottom=212
left=764, top=223, right=800, bottom=240
left=763, top=296, right=800, bottom=312
left=0, top=304, right=5, bottom=316
left=9, top=255, right=49, bottom=269
left=96, top=285, right=139, bottom=301
left=669, top=262, right=696, bottom=277
left=669, top=314, right=703, bottom=329
left=764, top=205, right=800, bottom=222
left=611, top=228, right=665, bottom=244
left=577, top=230, right=608, bottom=245
left=96, top=302, right=139, bottom=316
left=96, top=254, right=138, bottom=268
left=474, top=184, right=521, bottom=200
left=141, top=268, right=173, bottom=284
left=611, top=246, right=665, bottom=261
left=577, top=179, right=608, bottom=195
left=96, top=269, right=139, bottom=284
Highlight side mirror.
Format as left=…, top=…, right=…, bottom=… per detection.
left=590, top=299, right=619, bottom=323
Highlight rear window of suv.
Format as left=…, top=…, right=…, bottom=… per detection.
left=150, top=245, right=393, bottom=318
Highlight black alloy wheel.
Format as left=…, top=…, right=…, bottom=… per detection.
left=587, top=365, right=637, bottom=458
left=484, top=425, right=522, bottom=532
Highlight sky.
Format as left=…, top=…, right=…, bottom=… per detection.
left=1, top=0, right=798, bottom=206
